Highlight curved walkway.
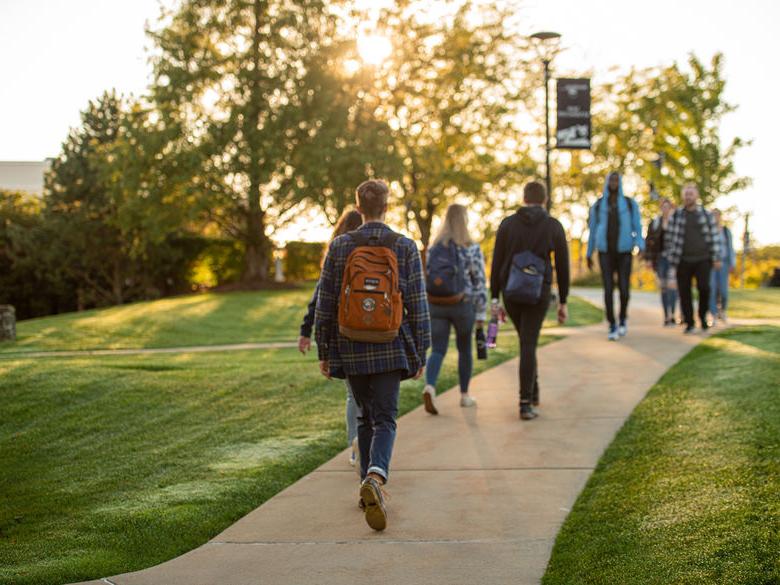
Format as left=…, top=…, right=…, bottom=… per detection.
left=73, top=293, right=712, bottom=585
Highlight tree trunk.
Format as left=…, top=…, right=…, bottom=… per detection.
left=242, top=0, right=269, bottom=283
left=244, top=208, right=269, bottom=282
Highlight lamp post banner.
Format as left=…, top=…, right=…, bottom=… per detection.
left=556, top=78, right=591, bottom=149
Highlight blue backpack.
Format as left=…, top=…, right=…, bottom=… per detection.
left=504, top=225, right=549, bottom=305
left=426, top=241, right=467, bottom=305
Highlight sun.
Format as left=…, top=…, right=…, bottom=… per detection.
left=357, top=34, right=392, bottom=66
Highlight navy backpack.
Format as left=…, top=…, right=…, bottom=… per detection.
left=426, top=241, right=467, bottom=304
left=504, top=223, right=549, bottom=305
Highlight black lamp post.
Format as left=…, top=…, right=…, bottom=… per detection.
left=530, top=31, right=561, bottom=208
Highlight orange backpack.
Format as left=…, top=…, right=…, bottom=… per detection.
left=338, top=231, right=403, bottom=343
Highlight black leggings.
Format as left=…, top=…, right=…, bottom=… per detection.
left=598, top=252, right=632, bottom=326
left=505, top=294, right=550, bottom=405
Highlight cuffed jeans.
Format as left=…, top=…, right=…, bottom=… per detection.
left=677, top=259, right=712, bottom=327
left=709, top=265, right=730, bottom=317
left=599, top=251, right=632, bottom=326
left=347, top=370, right=402, bottom=483
left=425, top=299, right=476, bottom=393
left=505, top=291, right=550, bottom=405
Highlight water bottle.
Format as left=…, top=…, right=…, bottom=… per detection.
left=476, top=327, right=487, bottom=360
left=486, top=315, right=499, bottom=349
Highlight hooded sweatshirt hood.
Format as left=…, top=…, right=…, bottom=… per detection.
left=603, top=171, right=625, bottom=199
left=518, top=205, right=549, bottom=225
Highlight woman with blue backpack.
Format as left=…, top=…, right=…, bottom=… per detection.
left=422, top=204, right=487, bottom=415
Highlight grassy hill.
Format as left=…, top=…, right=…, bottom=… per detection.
left=1, top=287, right=602, bottom=354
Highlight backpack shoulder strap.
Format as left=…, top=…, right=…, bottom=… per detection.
left=529, top=217, right=552, bottom=253
left=348, top=229, right=401, bottom=249
left=380, top=231, right=401, bottom=248
left=347, top=231, right=370, bottom=247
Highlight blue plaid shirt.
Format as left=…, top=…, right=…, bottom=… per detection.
left=315, top=222, right=431, bottom=380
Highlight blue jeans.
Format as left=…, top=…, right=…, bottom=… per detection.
left=709, top=266, right=730, bottom=316
left=345, top=381, right=359, bottom=446
left=657, top=257, right=677, bottom=320
left=425, top=300, right=476, bottom=393
left=347, top=370, right=402, bottom=483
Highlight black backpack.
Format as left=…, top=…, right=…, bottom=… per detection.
left=503, top=222, right=550, bottom=305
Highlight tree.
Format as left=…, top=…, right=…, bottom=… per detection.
left=640, top=54, right=751, bottom=207
left=0, top=190, right=75, bottom=319
left=363, top=0, right=534, bottom=249
left=44, top=92, right=204, bottom=308
left=553, top=52, right=750, bottom=234
left=148, top=0, right=396, bottom=280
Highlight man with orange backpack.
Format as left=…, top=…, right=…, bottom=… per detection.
left=315, top=179, right=430, bottom=531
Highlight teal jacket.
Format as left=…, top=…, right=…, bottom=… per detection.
left=587, top=174, right=645, bottom=257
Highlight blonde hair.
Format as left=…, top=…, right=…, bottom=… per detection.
left=433, top=204, right=474, bottom=247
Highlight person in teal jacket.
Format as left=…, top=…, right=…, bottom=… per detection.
left=586, top=172, right=645, bottom=340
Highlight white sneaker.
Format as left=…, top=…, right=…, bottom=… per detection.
left=460, top=394, right=477, bottom=407
left=608, top=326, right=619, bottom=341
left=422, top=384, right=438, bottom=415
left=618, top=323, right=627, bottom=337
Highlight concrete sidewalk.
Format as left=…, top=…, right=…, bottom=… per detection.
left=73, top=298, right=707, bottom=585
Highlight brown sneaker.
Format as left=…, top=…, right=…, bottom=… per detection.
left=422, top=384, right=438, bottom=415
left=359, top=477, right=388, bottom=531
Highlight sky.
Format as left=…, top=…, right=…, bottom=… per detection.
left=1, top=0, right=778, bottom=246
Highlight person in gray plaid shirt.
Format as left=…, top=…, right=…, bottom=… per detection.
left=663, top=183, right=723, bottom=333
left=315, top=179, right=431, bottom=531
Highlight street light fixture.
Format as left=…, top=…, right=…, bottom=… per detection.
left=530, top=31, right=561, bottom=209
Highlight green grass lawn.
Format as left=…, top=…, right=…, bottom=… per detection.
left=1, top=287, right=317, bottom=353
left=727, top=288, right=780, bottom=319
left=1, top=290, right=600, bottom=354
left=0, top=330, right=550, bottom=585
left=543, top=325, right=780, bottom=585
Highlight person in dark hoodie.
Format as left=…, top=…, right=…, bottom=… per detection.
left=586, top=172, right=645, bottom=341
left=490, top=181, right=569, bottom=420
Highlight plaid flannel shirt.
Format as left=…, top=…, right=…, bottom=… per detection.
left=663, top=206, right=722, bottom=269
left=315, top=222, right=431, bottom=380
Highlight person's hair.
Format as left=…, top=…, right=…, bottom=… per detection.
left=712, top=208, right=722, bottom=217
left=331, top=209, right=363, bottom=241
left=523, top=181, right=547, bottom=205
left=356, top=180, right=390, bottom=219
left=432, top=204, right=474, bottom=247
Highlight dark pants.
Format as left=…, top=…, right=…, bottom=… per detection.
left=505, top=292, right=550, bottom=405
left=347, top=370, right=402, bottom=483
left=426, top=300, right=476, bottom=393
left=598, top=252, right=632, bottom=326
left=677, top=259, right=712, bottom=327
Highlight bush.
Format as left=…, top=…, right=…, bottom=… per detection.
left=190, top=238, right=245, bottom=288
left=285, top=241, right=324, bottom=281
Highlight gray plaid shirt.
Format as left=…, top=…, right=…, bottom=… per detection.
left=663, top=206, right=722, bottom=269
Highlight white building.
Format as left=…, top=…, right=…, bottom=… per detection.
left=0, top=160, right=52, bottom=196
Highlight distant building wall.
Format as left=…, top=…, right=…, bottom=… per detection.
left=0, top=160, right=52, bottom=196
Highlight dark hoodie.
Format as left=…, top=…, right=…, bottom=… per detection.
left=490, top=205, right=570, bottom=304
